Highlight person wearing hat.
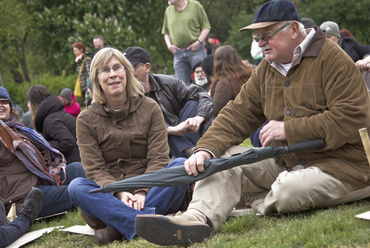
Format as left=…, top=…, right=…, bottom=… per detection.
left=186, top=60, right=211, bottom=92
left=0, top=86, right=85, bottom=244
left=320, top=21, right=370, bottom=63
left=59, top=88, right=81, bottom=118
left=134, top=0, right=370, bottom=246
left=123, top=46, right=213, bottom=158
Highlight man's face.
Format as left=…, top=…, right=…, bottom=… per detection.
left=194, top=66, right=208, bottom=86
left=194, top=66, right=206, bottom=80
left=324, top=34, right=340, bottom=44
left=255, top=22, right=293, bottom=64
left=169, top=0, right=179, bottom=5
left=93, top=38, right=104, bottom=50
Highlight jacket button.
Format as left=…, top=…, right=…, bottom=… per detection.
left=299, top=159, right=306, bottom=165
left=284, top=81, right=291, bottom=87
left=285, top=109, right=292, bottom=115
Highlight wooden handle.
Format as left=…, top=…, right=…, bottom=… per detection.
left=359, top=128, right=370, bottom=166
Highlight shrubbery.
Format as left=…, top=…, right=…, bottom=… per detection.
left=3, top=73, right=76, bottom=112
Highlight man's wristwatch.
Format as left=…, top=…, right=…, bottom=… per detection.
left=197, top=39, right=202, bottom=44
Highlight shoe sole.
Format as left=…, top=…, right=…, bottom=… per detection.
left=135, top=215, right=211, bottom=246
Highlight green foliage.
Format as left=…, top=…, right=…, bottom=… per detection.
left=24, top=0, right=171, bottom=75
left=300, top=0, right=370, bottom=45
left=226, top=11, right=255, bottom=62
left=3, top=74, right=76, bottom=111
left=0, top=0, right=35, bottom=83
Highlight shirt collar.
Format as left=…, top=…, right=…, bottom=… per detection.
left=268, top=28, right=316, bottom=76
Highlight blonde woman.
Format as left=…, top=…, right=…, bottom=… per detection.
left=68, top=47, right=188, bottom=244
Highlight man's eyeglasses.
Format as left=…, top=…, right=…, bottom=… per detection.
left=0, top=99, right=9, bottom=106
left=254, top=23, right=290, bottom=43
left=99, top=65, right=125, bottom=77
left=194, top=70, right=204, bottom=75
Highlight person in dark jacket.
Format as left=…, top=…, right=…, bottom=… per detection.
left=0, top=86, right=85, bottom=225
left=123, top=46, right=213, bottom=158
left=27, top=85, right=80, bottom=164
left=320, top=21, right=370, bottom=63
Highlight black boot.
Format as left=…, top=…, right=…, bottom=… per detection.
left=0, top=201, right=10, bottom=226
left=18, top=188, right=43, bottom=225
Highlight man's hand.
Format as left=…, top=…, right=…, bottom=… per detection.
left=168, top=44, right=180, bottom=54
left=115, top=191, right=146, bottom=210
left=184, top=150, right=211, bottom=176
left=259, top=120, right=286, bottom=147
left=356, top=56, right=370, bottom=72
left=167, top=116, right=205, bottom=136
left=183, top=116, right=205, bottom=133
left=187, top=41, right=201, bottom=51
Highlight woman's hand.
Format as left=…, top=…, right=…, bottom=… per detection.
left=115, top=191, right=146, bottom=210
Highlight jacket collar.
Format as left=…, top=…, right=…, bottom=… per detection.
left=148, top=74, right=161, bottom=91
left=89, top=95, right=144, bottom=124
left=301, top=27, right=326, bottom=58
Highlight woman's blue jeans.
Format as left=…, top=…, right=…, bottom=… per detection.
left=68, top=158, right=188, bottom=240
left=37, top=162, right=86, bottom=217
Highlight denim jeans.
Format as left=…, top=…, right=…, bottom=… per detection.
left=167, top=100, right=201, bottom=158
left=0, top=215, right=30, bottom=248
left=37, top=162, right=86, bottom=218
left=174, top=44, right=207, bottom=84
left=68, top=157, right=188, bottom=240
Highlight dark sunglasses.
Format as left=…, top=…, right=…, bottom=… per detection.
left=0, top=99, right=9, bottom=105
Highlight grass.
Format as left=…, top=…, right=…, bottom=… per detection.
left=25, top=199, right=370, bottom=247
left=23, top=139, right=370, bottom=247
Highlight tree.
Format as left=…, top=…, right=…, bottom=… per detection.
left=0, top=0, right=34, bottom=83
left=300, top=0, right=370, bottom=45
left=24, top=0, right=171, bottom=75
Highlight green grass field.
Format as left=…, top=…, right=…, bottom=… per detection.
left=25, top=198, right=370, bottom=247
left=22, top=139, right=370, bottom=247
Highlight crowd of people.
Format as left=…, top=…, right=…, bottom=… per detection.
left=1, top=0, right=370, bottom=246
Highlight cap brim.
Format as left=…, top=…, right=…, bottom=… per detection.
left=239, top=21, right=278, bottom=32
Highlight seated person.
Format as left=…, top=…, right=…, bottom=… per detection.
left=27, top=85, right=81, bottom=164
left=67, top=47, right=189, bottom=245
left=0, top=86, right=85, bottom=220
left=58, top=88, right=81, bottom=118
left=187, top=61, right=211, bottom=92
left=134, top=0, right=370, bottom=246
left=123, top=46, right=213, bottom=158
left=0, top=188, right=43, bottom=248
left=20, top=101, right=33, bottom=129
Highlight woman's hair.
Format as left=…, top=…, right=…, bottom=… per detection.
left=340, top=28, right=355, bottom=38
left=90, top=47, right=144, bottom=104
left=72, top=42, right=87, bottom=53
left=9, top=109, right=20, bottom=119
left=26, top=84, right=52, bottom=126
left=210, top=45, right=253, bottom=98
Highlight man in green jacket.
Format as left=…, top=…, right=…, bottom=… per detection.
left=134, top=0, right=370, bottom=246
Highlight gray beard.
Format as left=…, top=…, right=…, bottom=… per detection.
left=195, top=76, right=208, bottom=86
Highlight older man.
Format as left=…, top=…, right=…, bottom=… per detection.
left=187, top=61, right=211, bottom=92
left=123, top=46, right=213, bottom=158
left=134, top=0, right=370, bottom=246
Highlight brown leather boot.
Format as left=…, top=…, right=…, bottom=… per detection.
left=80, top=209, right=106, bottom=230
left=94, top=225, right=124, bottom=244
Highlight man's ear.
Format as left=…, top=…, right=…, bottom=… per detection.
left=291, top=21, right=300, bottom=39
left=145, top=63, right=151, bottom=73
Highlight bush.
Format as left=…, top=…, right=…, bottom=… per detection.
left=3, top=73, right=76, bottom=111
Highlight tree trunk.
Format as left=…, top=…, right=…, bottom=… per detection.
left=0, top=55, right=24, bottom=84
left=18, top=39, right=30, bottom=82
